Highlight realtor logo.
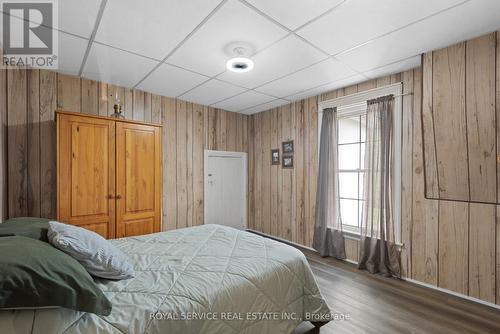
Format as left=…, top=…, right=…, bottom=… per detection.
left=1, top=0, right=58, bottom=68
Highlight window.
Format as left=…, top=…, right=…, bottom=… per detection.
left=338, top=111, right=366, bottom=233
left=318, top=84, right=402, bottom=243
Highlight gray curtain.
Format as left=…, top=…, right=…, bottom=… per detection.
left=313, top=108, right=346, bottom=259
left=358, top=95, right=400, bottom=277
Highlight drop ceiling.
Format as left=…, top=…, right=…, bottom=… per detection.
left=3, top=0, right=500, bottom=114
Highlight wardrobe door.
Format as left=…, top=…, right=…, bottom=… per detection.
left=116, top=122, right=161, bottom=237
left=57, top=113, right=116, bottom=239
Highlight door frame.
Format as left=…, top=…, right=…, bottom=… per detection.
left=203, top=150, right=248, bottom=229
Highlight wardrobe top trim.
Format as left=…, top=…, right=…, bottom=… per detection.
left=55, top=110, right=163, bottom=128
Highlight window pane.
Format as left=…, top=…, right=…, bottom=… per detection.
left=359, top=172, right=365, bottom=199
left=358, top=200, right=364, bottom=227
left=338, top=117, right=360, bottom=144
left=339, top=172, right=358, bottom=199
left=340, top=199, right=358, bottom=227
left=360, top=114, right=366, bottom=142
left=360, top=142, right=365, bottom=169
left=339, top=143, right=360, bottom=170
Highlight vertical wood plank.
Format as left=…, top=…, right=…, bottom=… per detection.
left=81, top=79, right=98, bottom=114
left=412, top=67, right=439, bottom=285
left=357, top=79, right=377, bottom=92
left=185, top=103, right=194, bottom=227
left=123, top=88, right=133, bottom=120
left=192, top=103, right=204, bottom=226
left=401, top=69, right=414, bottom=279
left=39, top=70, right=57, bottom=219
left=433, top=43, right=468, bottom=200
left=216, top=110, right=227, bottom=150
left=7, top=69, right=28, bottom=217
left=163, top=97, right=177, bottom=230
left=421, top=52, right=440, bottom=198
left=247, top=115, right=255, bottom=229
left=176, top=100, right=188, bottom=228
left=376, top=75, right=392, bottom=88
left=496, top=30, right=500, bottom=305
left=226, top=111, right=237, bottom=152
left=295, top=101, right=305, bottom=245
left=270, top=108, right=279, bottom=236
left=262, top=110, right=271, bottom=235
left=281, top=104, right=292, bottom=240
left=466, top=34, right=496, bottom=203
left=151, top=94, right=161, bottom=124
left=308, top=97, right=318, bottom=247
left=438, top=201, right=469, bottom=295
left=469, top=203, right=496, bottom=302
left=133, top=90, right=145, bottom=122
left=254, top=113, right=262, bottom=232
left=27, top=69, right=40, bottom=217
left=57, top=74, right=81, bottom=112
left=144, top=92, right=152, bottom=123
left=98, top=82, right=108, bottom=116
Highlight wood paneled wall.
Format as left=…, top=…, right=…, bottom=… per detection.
left=0, top=69, right=248, bottom=230
left=422, top=33, right=498, bottom=204
left=248, top=31, right=500, bottom=306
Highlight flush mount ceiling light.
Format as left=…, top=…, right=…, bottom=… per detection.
left=224, top=42, right=255, bottom=73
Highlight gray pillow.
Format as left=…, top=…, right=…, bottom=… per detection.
left=47, top=221, right=135, bottom=280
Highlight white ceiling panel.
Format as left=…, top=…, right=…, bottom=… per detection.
left=213, top=90, right=276, bottom=111
left=337, top=0, right=500, bottom=72
left=285, top=74, right=366, bottom=102
left=137, top=63, right=208, bottom=98
left=218, top=35, right=327, bottom=89
left=256, top=58, right=357, bottom=98
left=59, top=0, right=102, bottom=38
left=83, top=43, right=159, bottom=87
left=4, top=0, right=102, bottom=38
left=364, top=56, right=421, bottom=79
left=179, top=78, right=246, bottom=106
left=57, top=32, right=89, bottom=76
left=241, top=98, right=290, bottom=115
left=95, top=0, right=223, bottom=60
left=168, top=0, right=288, bottom=77
left=297, top=0, right=464, bottom=56
left=245, top=0, right=344, bottom=30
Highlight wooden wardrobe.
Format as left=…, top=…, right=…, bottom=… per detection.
left=56, top=111, right=162, bottom=239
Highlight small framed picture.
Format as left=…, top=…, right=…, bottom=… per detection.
left=282, top=140, right=294, bottom=154
left=271, top=149, right=280, bottom=165
left=282, top=155, right=294, bottom=168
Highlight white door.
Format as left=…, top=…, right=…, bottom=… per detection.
left=204, top=150, right=247, bottom=229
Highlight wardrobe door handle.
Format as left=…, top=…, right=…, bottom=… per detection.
left=115, top=195, right=122, bottom=200
left=106, top=194, right=114, bottom=199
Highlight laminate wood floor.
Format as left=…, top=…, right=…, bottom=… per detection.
left=293, top=248, right=500, bottom=334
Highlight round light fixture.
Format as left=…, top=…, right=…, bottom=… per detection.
left=226, top=57, right=254, bottom=73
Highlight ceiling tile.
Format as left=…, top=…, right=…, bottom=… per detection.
left=256, top=58, right=356, bottom=98
left=59, top=0, right=102, bottom=38
left=240, top=98, right=289, bottom=115
left=213, top=90, right=276, bottom=112
left=168, top=0, right=288, bottom=77
left=245, top=0, right=344, bottom=30
left=297, top=0, right=464, bottom=56
left=95, top=0, right=223, bottom=60
left=218, top=35, right=327, bottom=89
left=57, top=32, right=89, bottom=76
left=83, top=43, right=159, bottom=87
left=285, top=74, right=366, bottom=102
left=364, top=56, right=421, bottom=79
left=4, top=0, right=102, bottom=38
left=337, top=0, right=500, bottom=72
left=137, top=63, right=208, bottom=98
left=179, top=79, right=246, bottom=106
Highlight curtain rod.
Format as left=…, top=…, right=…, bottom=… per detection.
left=392, top=92, right=413, bottom=98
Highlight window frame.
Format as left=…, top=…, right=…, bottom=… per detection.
left=318, top=83, right=403, bottom=244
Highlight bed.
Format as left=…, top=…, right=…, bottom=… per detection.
left=0, top=224, right=330, bottom=334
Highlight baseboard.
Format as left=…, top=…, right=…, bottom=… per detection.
left=246, top=228, right=500, bottom=311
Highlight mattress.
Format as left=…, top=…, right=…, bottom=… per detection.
left=0, top=224, right=331, bottom=334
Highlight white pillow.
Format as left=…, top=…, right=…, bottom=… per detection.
left=47, top=221, right=135, bottom=280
